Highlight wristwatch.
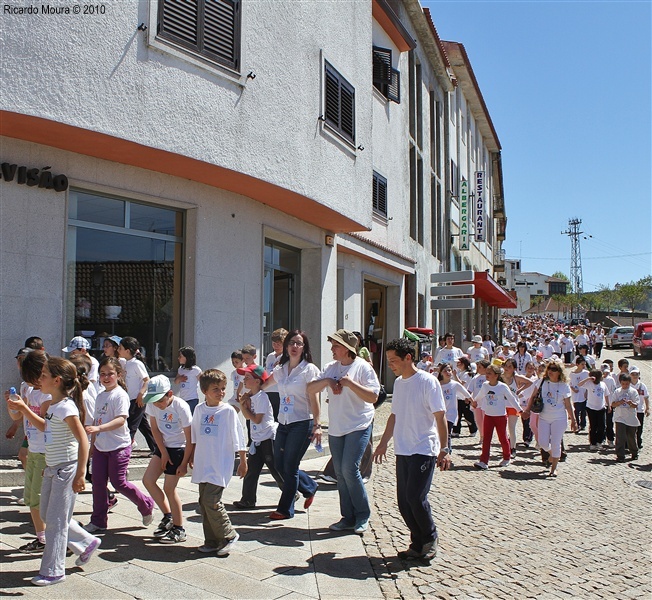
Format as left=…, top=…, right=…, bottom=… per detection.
left=441, top=447, right=452, bottom=455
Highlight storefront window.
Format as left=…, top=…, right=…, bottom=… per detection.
left=66, top=190, right=183, bottom=372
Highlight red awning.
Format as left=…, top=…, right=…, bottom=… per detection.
left=457, top=272, right=517, bottom=309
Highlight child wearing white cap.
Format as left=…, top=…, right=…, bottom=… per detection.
left=62, top=336, right=100, bottom=395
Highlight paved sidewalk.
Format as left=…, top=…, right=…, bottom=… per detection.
left=0, top=454, right=382, bottom=600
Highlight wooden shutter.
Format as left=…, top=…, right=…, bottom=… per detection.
left=325, top=66, right=341, bottom=129
left=324, top=62, right=355, bottom=144
left=373, top=172, right=387, bottom=216
left=340, top=81, right=355, bottom=142
left=158, top=0, right=240, bottom=71
left=387, top=68, right=400, bottom=103
left=372, top=47, right=392, bottom=85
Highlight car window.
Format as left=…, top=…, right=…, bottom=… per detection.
left=642, top=332, right=652, bottom=340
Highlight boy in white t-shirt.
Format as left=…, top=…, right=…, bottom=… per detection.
left=142, top=375, right=193, bottom=544
left=233, top=365, right=284, bottom=509
left=612, top=373, right=640, bottom=462
left=191, top=369, right=247, bottom=556
left=629, top=367, right=650, bottom=450
left=228, top=351, right=245, bottom=409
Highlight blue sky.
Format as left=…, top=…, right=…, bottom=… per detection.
left=422, top=0, right=652, bottom=291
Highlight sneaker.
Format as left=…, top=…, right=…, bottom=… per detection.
left=153, top=516, right=173, bottom=538
left=31, top=575, right=65, bottom=586
left=303, top=491, right=316, bottom=510
left=317, top=474, right=337, bottom=483
left=498, top=459, right=511, bottom=467
left=83, top=522, right=107, bottom=534
left=510, top=449, right=516, bottom=458
left=353, top=520, right=368, bottom=535
left=17, top=497, right=25, bottom=505
left=142, top=512, right=154, bottom=527
left=197, top=544, right=218, bottom=553
left=474, top=461, right=488, bottom=470
left=217, top=532, right=239, bottom=556
left=329, top=519, right=354, bottom=531
left=589, top=445, right=598, bottom=451
left=19, top=539, right=45, bottom=553
left=75, top=537, right=101, bottom=566
left=421, top=537, right=439, bottom=560
left=131, top=440, right=139, bottom=451
left=160, top=527, right=187, bottom=544
left=108, top=495, right=118, bottom=512
left=232, top=500, right=256, bottom=510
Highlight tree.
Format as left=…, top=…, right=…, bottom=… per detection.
left=616, top=277, right=652, bottom=324
left=551, top=271, right=570, bottom=282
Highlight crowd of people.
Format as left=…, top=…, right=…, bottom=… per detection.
left=4, top=315, right=648, bottom=585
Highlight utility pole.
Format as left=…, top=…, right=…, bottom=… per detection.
left=561, top=218, right=584, bottom=319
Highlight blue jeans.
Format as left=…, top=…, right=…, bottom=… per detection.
left=329, top=424, right=372, bottom=525
left=274, top=419, right=318, bottom=517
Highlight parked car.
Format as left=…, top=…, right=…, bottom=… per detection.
left=633, top=322, right=652, bottom=358
left=605, top=326, right=634, bottom=349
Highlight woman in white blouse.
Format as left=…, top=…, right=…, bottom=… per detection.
left=263, top=330, right=321, bottom=520
left=307, top=330, right=379, bottom=534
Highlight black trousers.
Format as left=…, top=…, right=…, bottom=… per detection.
left=396, top=454, right=437, bottom=553
left=586, top=407, right=606, bottom=445
left=605, top=409, right=615, bottom=442
left=452, top=399, right=477, bottom=434
left=637, top=412, right=645, bottom=448
left=127, top=400, right=156, bottom=452
left=240, top=438, right=284, bottom=504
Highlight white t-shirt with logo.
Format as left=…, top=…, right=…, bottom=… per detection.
left=440, top=380, right=472, bottom=423
left=581, top=381, right=609, bottom=410
left=569, top=370, right=588, bottom=403
left=93, top=386, right=131, bottom=452
left=177, top=365, right=202, bottom=402
left=146, top=396, right=192, bottom=448
left=536, top=380, right=572, bottom=423
left=632, top=381, right=649, bottom=413
left=321, top=358, right=379, bottom=436
left=391, top=370, right=445, bottom=457
left=229, top=370, right=245, bottom=407
left=467, top=346, right=489, bottom=364
left=191, top=402, right=246, bottom=488
left=475, top=382, right=520, bottom=417
left=273, top=360, right=321, bottom=425
left=24, top=387, right=50, bottom=454
left=612, top=387, right=640, bottom=427
left=249, top=390, right=277, bottom=443
left=434, top=346, right=464, bottom=366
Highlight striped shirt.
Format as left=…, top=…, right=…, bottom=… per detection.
left=44, top=398, right=79, bottom=467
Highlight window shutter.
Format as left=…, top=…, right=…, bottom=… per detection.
left=387, top=68, right=400, bottom=103
left=158, top=0, right=240, bottom=71
left=325, top=67, right=341, bottom=129
left=372, top=47, right=392, bottom=85
left=373, top=171, right=387, bottom=216
left=159, top=0, right=199, bottom=47
left=340, top=82, right=355, bottom=142
left=203, top=0, right=240, bottom=69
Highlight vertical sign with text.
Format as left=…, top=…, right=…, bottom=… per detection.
left=459, top=179, right=470, bottom=250
left=475, top=171, right=485, bottom=242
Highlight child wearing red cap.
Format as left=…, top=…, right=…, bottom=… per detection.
left=233, top=365, right=284, bottom=509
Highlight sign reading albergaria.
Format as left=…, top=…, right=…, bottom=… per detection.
left=459, top=179, right=469, bottom=250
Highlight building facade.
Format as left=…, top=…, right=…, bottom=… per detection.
left=0, top=0, right=512, bottom=454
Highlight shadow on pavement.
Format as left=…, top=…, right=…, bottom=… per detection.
left=272, top=551, right=377, bottom=580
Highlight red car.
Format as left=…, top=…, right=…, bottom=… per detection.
left=633, top=322, right=652, bottom=358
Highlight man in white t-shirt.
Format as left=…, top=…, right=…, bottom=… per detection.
left=434, top=333, right=464, bottom=366
left=466, top=335, right=489, bottom=364
left=374, top=338, right=450, bottom=562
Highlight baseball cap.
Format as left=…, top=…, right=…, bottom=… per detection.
left=15, top=347, right=33, bottom=359
left=327, top=329, right=358, bottom=354
left=600, top=364, right=611, bottom=372
left=629, top=366, right=640, bottom=374
left=62, top=336, right=91, bottom=352
left=143, top=375, right=172, bottom=404
left=106, top=335, right=122, bottom=346
left=472, top=335, right=482, bottom=343
left=236, top=364, right=269, bottom=382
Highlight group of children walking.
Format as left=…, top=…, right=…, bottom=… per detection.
left=6, top=333, right=282, bottom=586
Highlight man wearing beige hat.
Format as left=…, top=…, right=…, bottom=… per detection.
left=466, top=335, right=489, bottom=364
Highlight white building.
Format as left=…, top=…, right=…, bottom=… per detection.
left=504, top=260, right=568, bottom=315
left=0, top=0, right=512, bottom=455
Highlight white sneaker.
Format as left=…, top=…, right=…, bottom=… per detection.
left=498, top=459, right=511, bottom=467
left=131, top=440, right=139, bottom=451
left=16, top=497, right=25, bottom=505
left=31, top=575, right=66, bottom=586
left=83, top=522, right=107, bottom=534
left=142, top=512, right=154, bottom=526
left=474, top=461, right=488, bottom=470
left=217, top=532, right=239, bottom=556
left=75, top=538, right=101, bottom=566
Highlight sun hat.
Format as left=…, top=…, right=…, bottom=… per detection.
left=327, top=329, right=358, bottom=354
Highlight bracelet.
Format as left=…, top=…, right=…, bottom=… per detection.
left=313, top=424, right=322, bottom=429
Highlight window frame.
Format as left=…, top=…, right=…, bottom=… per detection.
left=372, top=171, right=388, bottom=218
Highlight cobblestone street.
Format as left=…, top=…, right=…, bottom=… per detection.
left=363, top=349, right=652, bottom=599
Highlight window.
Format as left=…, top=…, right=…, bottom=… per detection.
left=67, top=190, right=184, bottom=372
left=372, top=46, right=400, bottom=103
left=157, top=0, right=241, bottom=71
left=372, top=171, right=387, bottom=217
left=324, top=61, right=355, bottom=143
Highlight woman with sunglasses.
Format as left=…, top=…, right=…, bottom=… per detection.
left=523, top=360, right=576, bottom=477
left=263, top=330, right=320, bottom=520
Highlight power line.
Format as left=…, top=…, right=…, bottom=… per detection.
left=508, top=252, right=650, bottom=260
